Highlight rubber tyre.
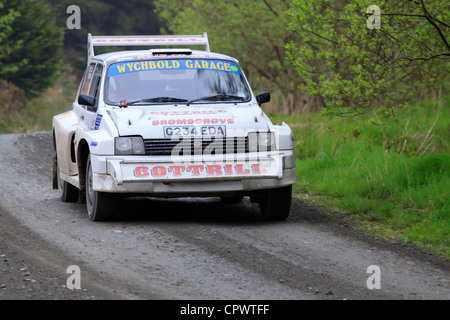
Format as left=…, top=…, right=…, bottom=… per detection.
left=220, top=195, right=244, bottom=203
left=56, top=156, right=78, bottom=203
left=85, top=154, right=116, bottom=221
left=259, top=185, right=292, bottom=221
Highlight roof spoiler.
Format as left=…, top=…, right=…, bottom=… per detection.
left=87, top=33, right=210, bottom=62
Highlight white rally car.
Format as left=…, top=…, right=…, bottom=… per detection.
left=52, top=33, right=296, bottom=221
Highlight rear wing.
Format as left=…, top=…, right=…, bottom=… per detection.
left=87, top=33, right=210, bottom=62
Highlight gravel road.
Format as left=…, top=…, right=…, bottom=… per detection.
left=0, top=132, right=448, bottom=301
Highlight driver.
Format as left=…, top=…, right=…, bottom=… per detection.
left=107, top=72, right=140, bottom=104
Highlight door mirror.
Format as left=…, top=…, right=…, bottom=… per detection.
left=256, top=91, right=270, bottom=106
left=78, top=94, right=96, bottom=107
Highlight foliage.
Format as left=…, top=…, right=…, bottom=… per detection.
left=286, top=0, right=450, bottom=117
left=49, top=0, right=161, bottom=72
left=0, top=80, right=26, bottom=125
left=154, top=0, right=308, bottom=113
left=269, top=96, right=449, bottom=257
left=0, top=2, right=20, bottom=75
left=0, top=71, right=77, bottom=134
left=0, top=0, right=65, bottom=98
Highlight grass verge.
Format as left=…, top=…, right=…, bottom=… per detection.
left=270, top=97, right=449, bottom=259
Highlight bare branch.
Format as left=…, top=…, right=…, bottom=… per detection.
left=420, top=0, right=450, bottom=53
left=362, top=13, right=450, bottom=29
left=262, top=0, right=279, bottom=17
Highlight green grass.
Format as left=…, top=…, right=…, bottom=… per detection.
left=270, top=97, right=449, bottom=258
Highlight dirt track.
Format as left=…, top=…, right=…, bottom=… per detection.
left=0, top=132, right=448, bottom=300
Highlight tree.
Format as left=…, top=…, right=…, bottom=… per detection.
left=0, top=3, right=21, bottom=75
left=286, top=0, right=450, bottom=116
left=0, top=0, right=65, bottom=98
left=50, top=0, right=161, bottom=73
left=154, top=0, right=310, bottom=113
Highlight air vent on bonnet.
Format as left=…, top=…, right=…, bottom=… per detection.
left=150, top=49, right=192, bottom=56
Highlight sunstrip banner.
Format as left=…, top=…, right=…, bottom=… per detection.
left=107, top=59, right=241, bottom=77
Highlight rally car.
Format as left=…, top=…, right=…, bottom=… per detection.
left=52, top=33, right=296, bottom=221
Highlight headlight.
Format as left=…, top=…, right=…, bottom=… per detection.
left=115, top=137, right=145, bottom=155
left=258, top=132, right=274, bottom=151
left=248, top=131, right=276, bottom=152
left=248, top=132, right=258, bottom=152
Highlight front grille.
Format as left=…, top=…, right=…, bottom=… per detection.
left=143, top=137, right=248, bottom=156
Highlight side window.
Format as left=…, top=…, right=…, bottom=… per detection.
left=79, top=63, right=96, bottom=96
left=89, top=64, right=103, bottom=98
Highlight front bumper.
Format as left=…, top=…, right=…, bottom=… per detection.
left=90, top=151, right=296, bottom=196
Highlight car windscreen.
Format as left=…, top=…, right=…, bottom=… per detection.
left=104, top=59, right=251, bottom=106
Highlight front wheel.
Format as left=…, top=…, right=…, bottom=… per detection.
left=85, top=154, right=116, bottom=221
left=55, top=156, right=78, bottom=203
left=259, top=186, right=292, bottom=221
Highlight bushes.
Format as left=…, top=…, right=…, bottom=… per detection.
left=0, top=80, right=26, bottom=114
left=270, top=97, right=449, bottom=257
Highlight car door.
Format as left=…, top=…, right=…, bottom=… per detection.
left=73, top=62, right=104, bottom=131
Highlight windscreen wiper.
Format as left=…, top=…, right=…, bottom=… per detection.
left=122, top=97, right=189, bottom=107
left=186, top=94, right=245, bottom=106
